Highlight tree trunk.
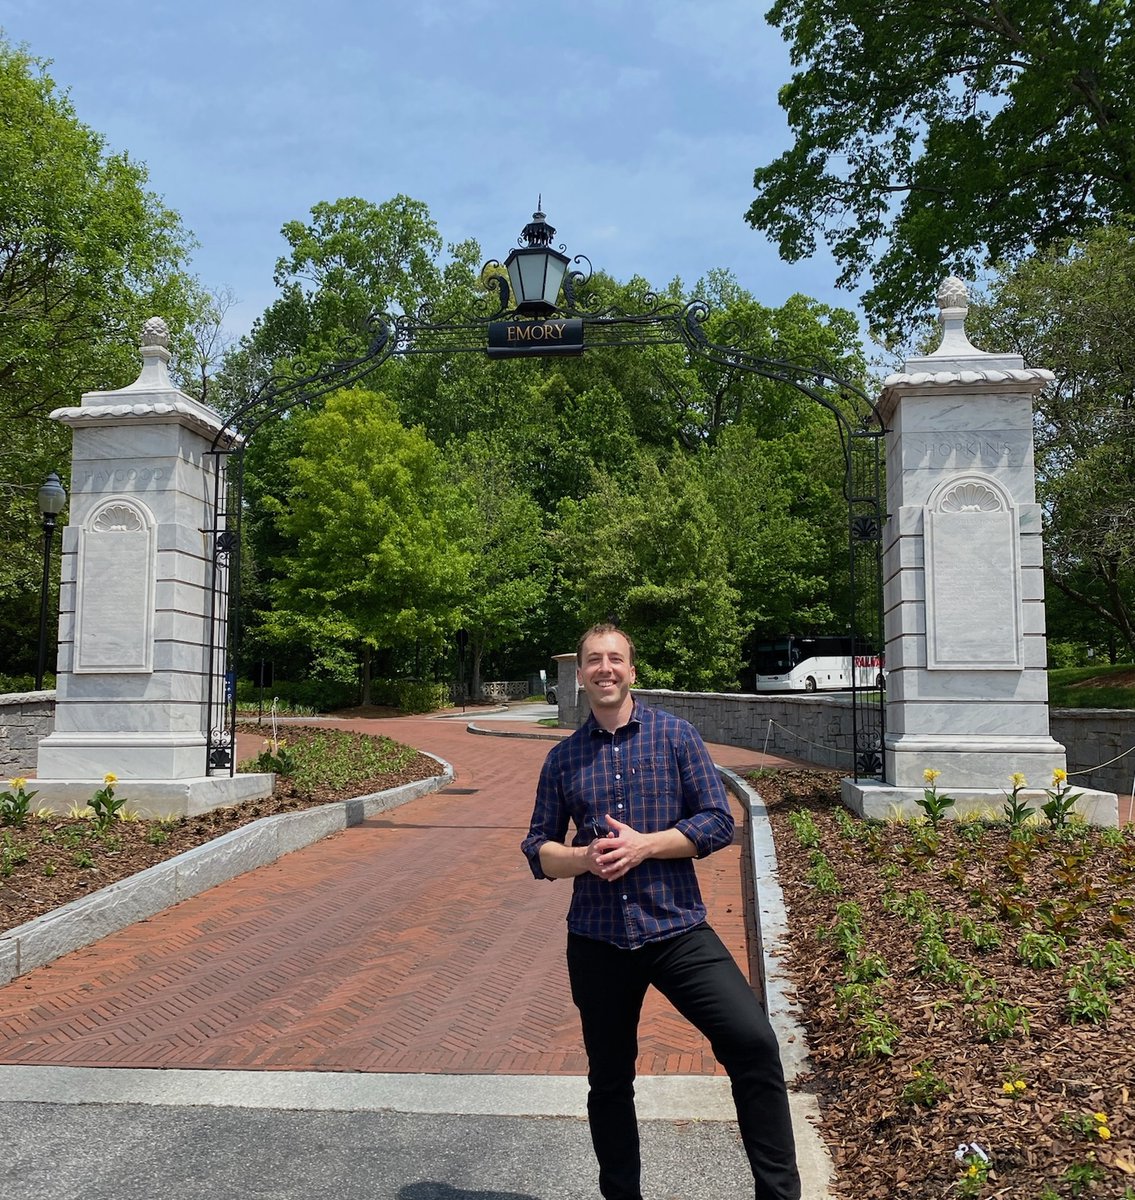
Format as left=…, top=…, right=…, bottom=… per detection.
left=471, top=641, right=484, bottom=701
left=361, top=643, right=372, bottom=706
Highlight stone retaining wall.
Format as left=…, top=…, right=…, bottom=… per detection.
left=568, top=688, right=1135, bottom=794
left=4, top=689, right=1132, bottom=795
left=631, top=689, right=857, bottom=771
left=1051, top=710, right=1135, bottom=795
left=0, top=692, right=55, bottom=776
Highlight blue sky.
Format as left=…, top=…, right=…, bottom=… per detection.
left=3, top=0, right=859, bottom=341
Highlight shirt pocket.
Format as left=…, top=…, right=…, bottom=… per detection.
left=629, top=754, right=672, bottom=804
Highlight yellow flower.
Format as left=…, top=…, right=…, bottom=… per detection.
left=9, top=777, right=28, bottom=790
left=1010, top=773, right=1027, bottom=788
left=1002, top=1082, right=1014, bottom=1094
left=1098, top=1127, right=1112, bottom=1140
left=103, top=773, right=117, bottom=785
left=1094, top=1112, right=1108, bottom=1123
left=1014, top=1080, right=1026, bottom=1092
left=923, top=768, right=941, bottom=784
left=1053, top=768, right=1068, bottom=785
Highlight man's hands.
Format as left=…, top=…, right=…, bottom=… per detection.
left=539, top=816, right=697, bottom=880
left=584, top=815, right=650, bottom=881
left=584, top=815, right=698, bottom=880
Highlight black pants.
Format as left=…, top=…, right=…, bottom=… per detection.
left=567, top=924, right=801, bottom=1200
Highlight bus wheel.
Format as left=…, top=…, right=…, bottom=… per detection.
left=805, top=676, right=817, bottom=692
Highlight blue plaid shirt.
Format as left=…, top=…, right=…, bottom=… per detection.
left=521, top=700, right=734, bottom=949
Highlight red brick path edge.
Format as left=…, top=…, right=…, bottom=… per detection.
left=0, top=717, right=795, bottom=1077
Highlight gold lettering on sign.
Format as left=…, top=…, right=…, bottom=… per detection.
left=505, top=322, right=567, bottom=342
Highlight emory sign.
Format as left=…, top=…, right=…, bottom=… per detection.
left=487, top=318, right=584, bottom=359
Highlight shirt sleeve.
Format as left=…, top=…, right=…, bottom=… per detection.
left=672, top=723, right=735, bottom=857
left=520, top=746, right=570, bottom=880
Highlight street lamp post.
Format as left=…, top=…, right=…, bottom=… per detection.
left=35, top=472, right=67, bottom=690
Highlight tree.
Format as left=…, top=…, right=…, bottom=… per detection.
left=257, top=194, right=444, bottom=367
left=446, top=434, right=552, bottom=696
left=0, top=38, right=203, bottom=674
left=553, top=453, right=743, bottom=690
left=172, top=285, right=239, bottom=403
left=959, top=226, right=1135, bottom=658
left=700, top=421, right=846, bottom=654
left=267, top=388, right=470, bottom=702
left=747, top=0, right=1135, bottom=339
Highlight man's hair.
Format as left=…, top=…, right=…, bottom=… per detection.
left=576, top=622, right=636, bottom=666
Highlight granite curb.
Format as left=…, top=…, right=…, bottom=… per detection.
left=719, top=765, right=834, bottom=1199
left=0, top=755, right=454, bottom=986
left=466, top=721, right=566, bottom=741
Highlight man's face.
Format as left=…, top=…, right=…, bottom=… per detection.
left=577, top=630, right=636, bottom=714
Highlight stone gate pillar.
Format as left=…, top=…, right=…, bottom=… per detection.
left=33, top=319, right=271, bottom=817
left=844, top=279, right=1117, bottom=824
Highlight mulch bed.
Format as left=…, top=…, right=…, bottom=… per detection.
left=761, top=769, right=1135, bottom=1199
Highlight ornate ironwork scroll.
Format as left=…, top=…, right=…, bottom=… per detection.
left=204, top=259, right=889, bottom=781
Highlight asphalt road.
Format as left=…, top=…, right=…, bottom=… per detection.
left=1, top=1101, right=756, bottom=1200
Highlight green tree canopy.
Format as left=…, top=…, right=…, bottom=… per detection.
left=217, top=193, right=872, bottom=694
left=963, top=223, right=1135, bottom=657
left=553, top=452, right=742, bottom=690
left=446, top=433, right=552, bottom=695
left=747, top=0, right=1135, bottom=339
left=0, top=36, right=202, bottom=673
left=700, top=420, right=845, bottom=648
left=266, top=388, right=470, bottom=701
left=247, top=194, right=445, bottom=370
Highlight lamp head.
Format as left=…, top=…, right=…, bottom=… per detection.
left=504, top=199, right=570, bottom=317
left=38, top=472, right=67, bottom=518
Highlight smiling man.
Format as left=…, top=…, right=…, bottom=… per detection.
left=521, top=622, right=800, bottom=1200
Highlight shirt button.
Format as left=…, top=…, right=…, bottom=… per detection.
left=614, top=773, right=620, bottom=780
left=622, top=894, right=628, bottom=901
left=617, top=803, right=623, bottom=810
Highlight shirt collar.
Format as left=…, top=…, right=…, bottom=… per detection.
left=585, top=696, right=645, bottom=737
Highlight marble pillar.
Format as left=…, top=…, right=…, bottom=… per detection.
left=844, top=280, right=1117, bottom=825
left=34, top=319, right=272, bottom=817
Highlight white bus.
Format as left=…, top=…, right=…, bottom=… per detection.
left=752, top=635, right=884, bottom=693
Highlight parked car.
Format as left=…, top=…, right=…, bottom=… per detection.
left=545, top=684, right=557, bottom=705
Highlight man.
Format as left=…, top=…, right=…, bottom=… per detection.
left=521, top=623, right=801, bottom=1200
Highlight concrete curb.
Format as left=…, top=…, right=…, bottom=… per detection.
left=466, top=721, right=565, bottom=741
left=720, top=764, right=836, bottom=1200
left=0, top=755, right=454, bottom=986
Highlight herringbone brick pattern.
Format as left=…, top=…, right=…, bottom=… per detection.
left=0, top=716, right=797, bottom=1076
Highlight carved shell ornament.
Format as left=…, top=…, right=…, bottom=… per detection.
left=92, top=503, right=145, bottom=532
left=939, top=481, right=1003, bottom=513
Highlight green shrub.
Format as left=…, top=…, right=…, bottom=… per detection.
left=393, top=679, right=450, bottom=713
left=235, top=678, right=358, bottom=713
left=235, top=676, right=449, bottom=715
left=0, top=672, right=53, bottom=694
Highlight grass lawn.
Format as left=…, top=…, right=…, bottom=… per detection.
left=1049, top=665, right=1135, bottom=709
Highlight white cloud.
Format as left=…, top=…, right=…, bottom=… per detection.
left=3, top=0, right=859, bottom=344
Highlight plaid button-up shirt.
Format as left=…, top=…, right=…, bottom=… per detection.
left=521, top=700, right=734, bottom=949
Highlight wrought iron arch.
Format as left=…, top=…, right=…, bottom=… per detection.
left=204, top=251, right=888, bottom=782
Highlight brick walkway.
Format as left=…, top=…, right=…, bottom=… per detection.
left=0, top=717, right=799, bottom=1077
